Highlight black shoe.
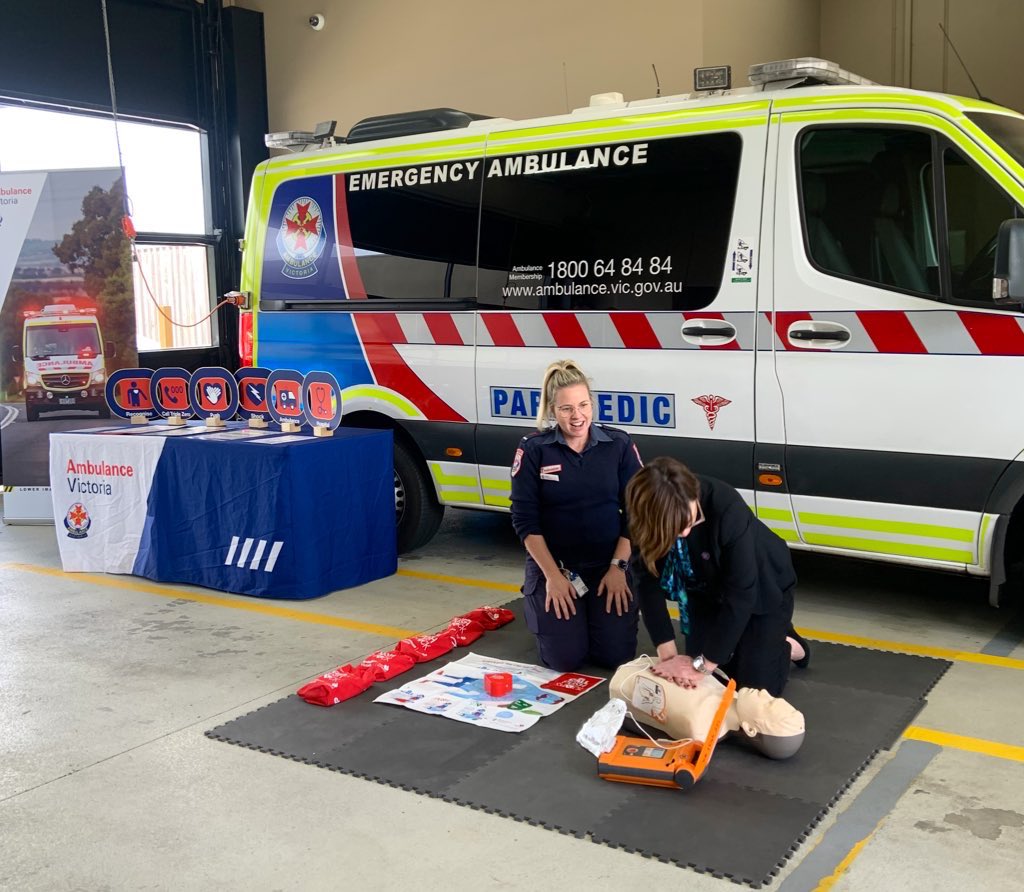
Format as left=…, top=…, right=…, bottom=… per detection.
left=789, top=629, right=811, bottom=669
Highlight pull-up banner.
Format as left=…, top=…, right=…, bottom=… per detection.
left=0, top=168, right=137, bottom=522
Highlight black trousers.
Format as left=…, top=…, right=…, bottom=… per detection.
left=685, top=588, right=795, bottom=697
left=522, top=561, right=639, bottom=672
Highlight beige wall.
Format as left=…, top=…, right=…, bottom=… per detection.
left=236, top=0, right=1022, bottom=139
left=821, top=0, right=1024, bottom=112
left=236, top=0, right=821, bottom=136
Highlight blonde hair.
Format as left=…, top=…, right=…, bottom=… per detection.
left=625, top=457, right=702, bottom=575
left=536, top=359, right=592, bottom=430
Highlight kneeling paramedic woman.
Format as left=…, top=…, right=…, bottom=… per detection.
left=510, top=360, right=644, bottom=671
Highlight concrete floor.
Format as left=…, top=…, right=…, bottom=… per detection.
left=2, top=502, right=1023, bottom=891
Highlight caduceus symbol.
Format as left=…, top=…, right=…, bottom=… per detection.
left=692, top=394, right=731, bottom=430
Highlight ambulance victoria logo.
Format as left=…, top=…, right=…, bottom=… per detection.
left=277, top=196, right=325, bottom=279
left=64, top=503, right=91, bottom=539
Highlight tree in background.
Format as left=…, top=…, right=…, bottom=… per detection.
left=52, top=178, right=136, bottom=369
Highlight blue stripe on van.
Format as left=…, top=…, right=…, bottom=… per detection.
left=257, top=312, right=373, bottom=387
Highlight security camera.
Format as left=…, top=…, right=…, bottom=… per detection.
left=308, top=13, right=325, bottom=31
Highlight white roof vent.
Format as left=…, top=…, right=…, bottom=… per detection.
left=589, top=92, right=625, bottom=107
left=749, top=58, right=875, bottom=88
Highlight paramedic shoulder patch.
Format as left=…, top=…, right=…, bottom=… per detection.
left=511, top=447, right=524, bottom=477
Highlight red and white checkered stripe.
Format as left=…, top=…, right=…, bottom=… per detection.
left=352, top=309, right=1024, bottom=355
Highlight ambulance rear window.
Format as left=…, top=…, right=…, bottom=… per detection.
left=477, top=132, right=742, bottom=311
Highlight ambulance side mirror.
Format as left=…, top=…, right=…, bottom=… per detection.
left=993, top=218, right=1024, bottom=305
left=11, top=345, right=22, bottom=363
left=105, top=341, right=117, bottom=360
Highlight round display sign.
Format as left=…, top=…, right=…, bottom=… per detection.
left=235, top=367, right=272, bottom=421
left=189, top=367, right=239, bottom=421
left=105, top=369, right=157, bottom=420
left=151, top=367, right=194, bottom=419
left=302, top=371, right=343, bottom=431
left=264, top=369, right=306, bottom=425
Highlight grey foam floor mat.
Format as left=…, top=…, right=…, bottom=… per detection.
left=208, top=601, right=950, bottom=887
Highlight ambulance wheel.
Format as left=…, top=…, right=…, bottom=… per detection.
left=394, top=438, right=444, bottom=553
left=97, top=405, right=111, bottom=419
left=26, top=405, right=39, bottom=422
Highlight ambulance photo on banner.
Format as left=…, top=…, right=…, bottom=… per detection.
left=0, top=168, right=137, bottom=492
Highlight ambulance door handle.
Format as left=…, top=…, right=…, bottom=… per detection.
left=786, top=321, right=850, bottom=349
left=680, top=321, right=737, bottom=346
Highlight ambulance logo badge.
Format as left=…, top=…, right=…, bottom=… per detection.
left=692, top=394, right=731, bottom=430
left=278, top=196, right=325, bottom=279
left=64, top=502, right=91, bottom=539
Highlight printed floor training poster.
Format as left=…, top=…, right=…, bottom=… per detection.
left=0, top=169, right=137, bottom=514
left=374, top=653, right=605, bottom=733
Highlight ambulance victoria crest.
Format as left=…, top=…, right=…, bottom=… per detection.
left=237, top=58, right=1024, bottom=604
left=20, top=304, right=112, bottom=422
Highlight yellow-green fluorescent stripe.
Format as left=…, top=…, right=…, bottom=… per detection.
left=772, top=91, right=966, bottom=116
left=802, top=532, right=972, bottom=563
left=484, top=115, right=764, bottom=158
left=440, top=491, right=483, bottom=504
left=979, top=514, right=994, bottom=562
left=344, top=386, right=421, bottom=418
left=781, top=108, right=1024, bottom=202
left=769, top=527, right=800, bottom=542
left=429, top=462, right=478, bottom=488
left=484, top=495, right=512, bottom=508
left=481, top=478, right=511, bottom=492
left=264, top=146, right=487, bottom=181
left=756, top=507, right=794, bottom=522
left=798, top=512, right=974, bottom=542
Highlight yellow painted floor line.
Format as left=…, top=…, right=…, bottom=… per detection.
left=398, top=567, right=521, bottom=593
left=798, top=626, right=1024, bottom=671
left=813, top=834, right=872, bottom=891
left=1, top=562, right=419, bottom=639
left=904, top=726, right=1024, bottom=763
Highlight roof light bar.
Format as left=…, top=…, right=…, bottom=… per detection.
left=748, top=58, right=875, bottom=87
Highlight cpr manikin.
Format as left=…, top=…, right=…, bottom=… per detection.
left=608, top=655, right=805, bottom=759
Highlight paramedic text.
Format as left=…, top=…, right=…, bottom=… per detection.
left=491, top=387, right=674, bottom=428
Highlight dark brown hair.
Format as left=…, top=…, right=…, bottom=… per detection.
left=625, top=457, right=701, bottom=575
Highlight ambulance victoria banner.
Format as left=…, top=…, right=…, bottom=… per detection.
left=0, top=169, right=137, bottom=494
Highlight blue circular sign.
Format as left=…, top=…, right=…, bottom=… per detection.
left=151, top=367, right=194, bottom=418
left=105, top=369, right=157, bottom=420
left=189, top=367, right=239, bottom=420
left=265, top=369, right=306, bottom=425
left=235, top=367, right=272, bottom=421
left=301, top=371, right=343, bottom=431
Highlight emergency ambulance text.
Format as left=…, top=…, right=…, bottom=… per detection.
left=491, top=387, right=674, bottom=428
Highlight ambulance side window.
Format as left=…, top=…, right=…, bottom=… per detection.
left=942, top=147, right=1023, bottom=306
left=344, top=165, right=481, bottom=301
left=798, top=127, right=940, bottom=297
left=477, top=132, right=742, bottom=310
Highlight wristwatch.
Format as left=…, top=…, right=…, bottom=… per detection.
left=610, top=558, right=629, bottom=571
left=691, top=654, right=710, bottom=674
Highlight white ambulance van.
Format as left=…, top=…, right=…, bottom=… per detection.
left=19, top=304, right=112, bottom=421
left=238, top=58, right=1024, bottom=604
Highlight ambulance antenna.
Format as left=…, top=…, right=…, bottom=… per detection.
left=938, top=21, right=992, bottom=103
left=562, top=61, right=570, bottom=112
left=651, top=64, right=662, bottom=97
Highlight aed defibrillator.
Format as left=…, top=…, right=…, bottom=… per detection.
left=597, top=677, right=736, bottom=789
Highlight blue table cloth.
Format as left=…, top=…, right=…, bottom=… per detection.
left=52, top=424, right=396, bottom=599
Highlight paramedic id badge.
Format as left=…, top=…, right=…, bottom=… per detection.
left=562, top=568, right=589, bottom=596
left=633, top=675, right=668, bottom=722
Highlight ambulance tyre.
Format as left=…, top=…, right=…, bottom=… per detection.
left=394, top=438, right=444, bottom=553
left=26, top=404, right=39, bottom=422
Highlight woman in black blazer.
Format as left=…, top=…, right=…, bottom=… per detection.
left=626, top=457, right=809, bottom=696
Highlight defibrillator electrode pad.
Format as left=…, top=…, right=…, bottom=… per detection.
left=576, top=697, right=627, bottom=757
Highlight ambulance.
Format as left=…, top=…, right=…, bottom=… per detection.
left=20, top=304, right=112, bottom=421
left=238, top=58, right=1024, bottom=604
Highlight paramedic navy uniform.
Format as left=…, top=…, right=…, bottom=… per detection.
left=510, top=424, right=643, bottom=671
left=635, top=475, right=798, bottom=696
